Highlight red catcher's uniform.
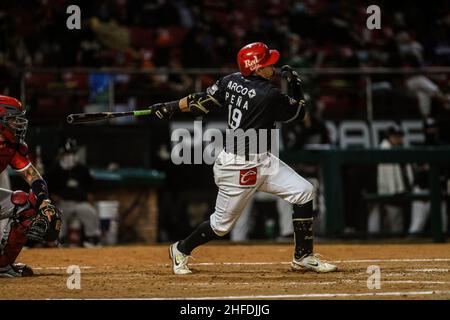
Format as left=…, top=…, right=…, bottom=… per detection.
left=0, top=140, right=36, bottom=270
left=0, top=94, right=42, bottom=276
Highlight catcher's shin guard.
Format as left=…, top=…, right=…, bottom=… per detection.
left=0, top=191, right=37, bottom=267
left=0, top=218, right=32, bottom=267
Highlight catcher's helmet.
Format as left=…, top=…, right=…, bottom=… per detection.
left=0, top=95, right=28, bottom=143
left=237, top=42, right=280, bottom=76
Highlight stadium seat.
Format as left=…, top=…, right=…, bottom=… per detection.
left=62, top=73, right=89, bottom=90
left=129, top=27, right=153, bottom=49
left=24, top=73, right=54, bottom=89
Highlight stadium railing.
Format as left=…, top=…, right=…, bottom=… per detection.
left=282, top=147, right=450, bottom=243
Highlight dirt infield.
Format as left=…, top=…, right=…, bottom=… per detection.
left=1, top=243, right=450, bottom=300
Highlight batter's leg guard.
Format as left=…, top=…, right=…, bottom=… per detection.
left=177, top=220, right=223, bottom=255
left=292, top=200, right=314, bottom=260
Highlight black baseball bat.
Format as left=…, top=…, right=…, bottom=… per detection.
left=66, top=110, right=153, bottom=124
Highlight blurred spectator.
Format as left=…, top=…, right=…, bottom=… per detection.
left=422, top=117, right=448, bottom=146
left=368, top=127, right=413, bottom=235
left=45, top=138, right=101, bottom=247
left=284, top=34, right=314, bottom=68
left=409, top=118, right=448, bottom=236
left=405, top=56, right=450, bottom=117
left=405, top=73, right=450, bottom=117
left=167, top=53, right=193, bottom=93
left=88, top=17, right=130, bottom=51
left=396, top=31, right=424, bottom=64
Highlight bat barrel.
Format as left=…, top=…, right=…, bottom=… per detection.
left=66, top=110, right=149, bottom=124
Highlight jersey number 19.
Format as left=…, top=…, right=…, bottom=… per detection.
left=228, top=106, right=242, bottom=129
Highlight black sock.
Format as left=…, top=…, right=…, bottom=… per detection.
left=293, top=201, right=314, bottom=260
left=177, top=220, right=222, bottom=255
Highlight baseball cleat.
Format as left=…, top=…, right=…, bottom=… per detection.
left=291, top=254, right=337, bottom=273
left=169, top=242, right=192, bottom=275
left=0, top=263, right=34, bottom=278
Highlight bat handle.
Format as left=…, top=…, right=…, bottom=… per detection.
left=67, top=114, right=75, bottom=124
left=133, top=109, right=153, bottom=117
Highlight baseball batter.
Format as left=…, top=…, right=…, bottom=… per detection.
left=150, top=42, right=337, bottom=274
left=0, top=95, right=62, bottom=277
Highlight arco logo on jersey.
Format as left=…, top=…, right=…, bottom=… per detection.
left=239, top=168, right=257, bottom=186
left=227, top=81, right=256, bottom=99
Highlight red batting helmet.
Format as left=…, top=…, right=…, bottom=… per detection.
left=0, top=95, right=28, bottom=143
left=237, top=42, right=280, bottom=76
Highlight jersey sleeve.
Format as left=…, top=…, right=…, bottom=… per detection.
left=10, top=143, right=32, bottom=171
left=186, top=77, right=225, bottom=116
left=268, top=88, right=305, bottom=122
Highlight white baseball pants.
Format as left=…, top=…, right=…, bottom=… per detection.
left=210, top=151, right=315, bottom=236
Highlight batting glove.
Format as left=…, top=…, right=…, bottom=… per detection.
left=149, top=101, right=180, bottom=119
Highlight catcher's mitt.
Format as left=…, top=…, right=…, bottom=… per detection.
left=27, top=203, right=62, bottom=242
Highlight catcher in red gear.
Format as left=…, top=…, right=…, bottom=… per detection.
left=0, top=95, right=62, bottom=278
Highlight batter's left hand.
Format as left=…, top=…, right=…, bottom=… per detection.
left=149, top=103, right=175, bottom=119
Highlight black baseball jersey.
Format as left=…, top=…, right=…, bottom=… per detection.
left=204, top=72, right=304, bottom=154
